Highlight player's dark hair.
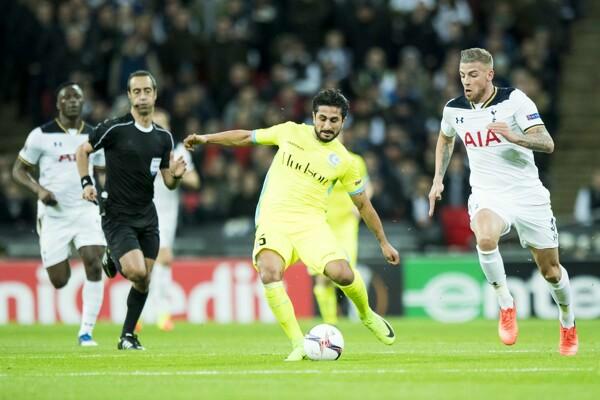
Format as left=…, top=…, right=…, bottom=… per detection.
left=55, top=81, right=81, bottom=98
left=312, top=89, right=350, bottom=119
left=127, top=70, right=157, bottom=92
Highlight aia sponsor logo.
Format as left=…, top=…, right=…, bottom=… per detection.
left=58, top=153, right=77, bottom=162
left=464, top=130, right=502, bottom=148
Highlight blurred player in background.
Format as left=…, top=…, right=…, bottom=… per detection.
left=315, top=146, right=371, bottom=325
left=185, top=89, right=399, bottom=361
left=12, top=83, right=106, bottom=346
left=150, top=109, right=200, bottom=331
left=77, top=71, right=186, bottom=350
left=429, top=48, right=578, bottom=355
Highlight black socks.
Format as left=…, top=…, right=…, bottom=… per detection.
left=121, top=286, right=149, bottom=337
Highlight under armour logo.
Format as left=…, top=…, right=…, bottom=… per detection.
left=53, top=142, right=62, bottom=147
left=456, top=117, right=464, bottom=124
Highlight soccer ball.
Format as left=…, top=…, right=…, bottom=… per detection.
left=303, top=324, right=344, bottom=361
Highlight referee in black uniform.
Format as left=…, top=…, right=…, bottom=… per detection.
left=76, top=70, right=186, bottom=350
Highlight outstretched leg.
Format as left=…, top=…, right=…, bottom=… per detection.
left=530, top=247, right=577, bottom=356
left=325, top=260, right=395, bottom=345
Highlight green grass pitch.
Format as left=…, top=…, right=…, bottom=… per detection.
left=1, top=319, right=599, bottom=400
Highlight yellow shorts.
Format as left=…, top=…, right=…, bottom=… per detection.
left=329, top=216, right=359, bottom=270
left=252, top=221, right=348, bottom=275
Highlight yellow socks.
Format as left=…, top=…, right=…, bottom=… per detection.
left=337, top=269, right=370, bottom=320
left=313, top=283, right=338, bottom=325
left=264, top=281, right=304, bottom=347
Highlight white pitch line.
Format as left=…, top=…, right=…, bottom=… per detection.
left=0, top=367, right=596, bottom=378
left=386, top=349, right=544, bottom=354
left=0, top=353, right=225, bottom=360
left=4, top=347, right=589, bottom=360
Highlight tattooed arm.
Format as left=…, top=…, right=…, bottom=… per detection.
left=517, top=125, right=554, bottom=153
left=487, top=123, right=554, bottom=153
left=434, top=132, right=456, bottom=181
left=428, top=131, right=455, bottom=216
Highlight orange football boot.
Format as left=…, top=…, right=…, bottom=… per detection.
left=498, top=305, right=518, bottom=345
left=559, top=325, right=578, bottom=356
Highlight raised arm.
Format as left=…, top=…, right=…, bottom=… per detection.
left=12, top=158, right=57, bottom=206
left=184, top=130, right=253, bottom=150
left=428, top=132, right=455, bottom=216
left=351, top=191, right=400, bottom=265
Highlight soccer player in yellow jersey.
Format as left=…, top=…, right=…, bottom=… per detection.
left=314, top=151, right=370, bottom=325
left=184, top=89, right=399, bottom=361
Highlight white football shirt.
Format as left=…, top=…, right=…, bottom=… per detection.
left=441, top=87, right=546, bottom=195
left=153, top=142, right=194, bottom=216
left=18, top=119, right=104, bottom=217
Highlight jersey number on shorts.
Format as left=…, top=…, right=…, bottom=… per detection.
left=258, top=235, right=266, bottom=246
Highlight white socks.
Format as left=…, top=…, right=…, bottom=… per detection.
left=477, top=246, right=514, bottom=309
left=547, top=265, right=575, bottom=328
left=79, top=279, right=104, bottom=336
left=478, top=245, right=575, bottom=327
left=153, top=263, right=172, bottom=316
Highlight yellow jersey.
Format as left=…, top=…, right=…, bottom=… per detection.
left=252, top=122, right=364, bottom=226
left=326, top=153, right=368, bottom=224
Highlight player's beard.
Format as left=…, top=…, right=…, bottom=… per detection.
left=315, top=127, right=340, bottom=143
left=465, top=85, right=487, bottom=103
left=464, top=87, right=477, bottom=102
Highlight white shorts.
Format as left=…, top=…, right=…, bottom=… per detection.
left=37, top=208, right=106, bottom=268
left=467, top=188, right=558, bottom=249
left=157, top=207, right=178, bottom=249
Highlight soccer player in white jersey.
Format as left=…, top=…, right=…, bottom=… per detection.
left=12, top=83, right=106, bottom=346
left=150, top=109, right=200, bottom=331
left=428, top=48, right=578, bottom=356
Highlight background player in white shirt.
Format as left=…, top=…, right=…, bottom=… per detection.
left=12, top=83, right=106, bottom=346
left=428, top=48, right=578, bottom=356
left=150, top=109, right=200, bottom=331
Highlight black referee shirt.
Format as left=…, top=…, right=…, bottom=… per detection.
left=89, top=113, right=173, bottom=219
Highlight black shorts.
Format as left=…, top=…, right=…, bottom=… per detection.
left=101, top=207, right=159, bottom=263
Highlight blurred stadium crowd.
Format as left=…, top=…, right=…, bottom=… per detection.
left=0, top=0, right=587, bottom=246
